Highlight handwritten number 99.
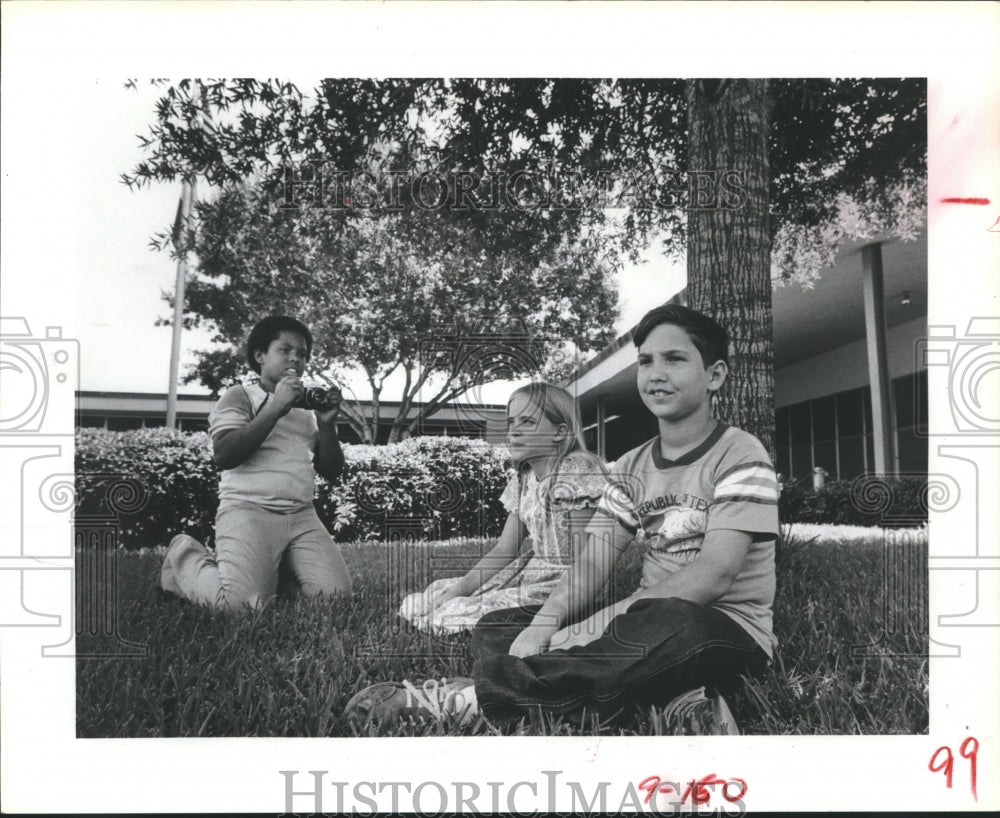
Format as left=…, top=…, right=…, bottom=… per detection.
left=928, top=736, right=978, bottom=802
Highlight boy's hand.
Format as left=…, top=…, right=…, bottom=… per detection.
left=509, top=621, right=560, bottom=658
left=314, top=388, right=342, bottom=425
left=273, top=373, right=303, bottom=413
left=547, top=599, right=630, bottom=652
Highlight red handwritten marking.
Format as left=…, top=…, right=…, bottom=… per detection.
left=929, top=735, right=978, bottom=802
left=959, top=736, right=979, bottom=802
left=928, top=746, right=954, bottom=789
left=722, top=777, right=748, bottom=802
left=638, top=775, right=675, bottom=804
left=639, top=774, right=746, bottom=805
left=939, top=197, right=991, bottom=205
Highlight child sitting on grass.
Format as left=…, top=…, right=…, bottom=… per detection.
left=399, top=382, right=609, bottom=633
left=345, top=304, right=779, bottom=730
left=160, top=315, right=352, bottom=610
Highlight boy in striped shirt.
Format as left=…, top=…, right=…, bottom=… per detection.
left=346, top=305, right=779, bottom=727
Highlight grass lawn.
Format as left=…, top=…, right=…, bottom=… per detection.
left=76, top=526, right=928, bottom=737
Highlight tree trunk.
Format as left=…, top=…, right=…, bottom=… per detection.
left=685, top=79, right=775, bottom=460
left=367, top=396, right=380, bottom=444
left=387, top=418, right=404, bottom=444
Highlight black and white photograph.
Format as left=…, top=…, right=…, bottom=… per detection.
left=2, top=2, right=997, bottom=814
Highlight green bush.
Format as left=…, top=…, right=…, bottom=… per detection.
left=75, top=428, right=513, bottom=549
left=779, top=476, right=928, bottom=526
left=76, top=427, right=221, bottom=550
left=317, top=436, right=513, bottom=541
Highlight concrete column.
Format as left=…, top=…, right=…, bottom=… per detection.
left=596, top=394, right=607, bottom=460
left=861, top=243, right=897, bottom=475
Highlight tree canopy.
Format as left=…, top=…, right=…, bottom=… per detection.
left=128, top=77, right=925, bottom=447
left=127, top=77, right=925, bottom=264
left=176, top=176, right=617, bottom=442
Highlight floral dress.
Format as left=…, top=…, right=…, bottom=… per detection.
left=398, top=451, right=610, bottom=633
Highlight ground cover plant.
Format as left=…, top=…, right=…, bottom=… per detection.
left=76, top=525, right=928, bottom=738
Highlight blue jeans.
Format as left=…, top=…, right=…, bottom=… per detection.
left=470, top=597, right=768, bottom=723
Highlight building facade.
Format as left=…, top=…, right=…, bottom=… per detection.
left=76, top=390, right=507, bottom=444
left=79, top=231, right=926, bottom=477
left=564, top=232, right=928, bottom=483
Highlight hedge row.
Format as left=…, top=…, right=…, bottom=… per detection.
left=76, top=428, right=929, bottom=550
left=779, top=476, right=929, bottom=527
left=76, top=428, right=513, bottom=550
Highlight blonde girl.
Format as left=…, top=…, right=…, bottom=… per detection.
left=399, top=382, right=610, bottom=633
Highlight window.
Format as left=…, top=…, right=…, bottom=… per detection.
left=789, top=403, right=811, bottom=448
left=814, top=440, right=837, bottom=475
left=791, top=442, right=812, bottom=482
left=777, top=372, right=926, bottom=481
left=835, top=390, right=868, bottom=479
left=775, top=406, right=791, bottom=478
left=894, top=370, right=928, bottom=473
left=812, top=396, right=836, bottom=441
left=838, top=434, right=866, bottom=479
left=837, top=389, right=864, bottom=437
left=915, top=368, right=928, bottom=435
left=894, top=373, right=917, bottom=430
left=897, top=427, right=926, bottom=473
left=811, top=396, right=837, bottom=476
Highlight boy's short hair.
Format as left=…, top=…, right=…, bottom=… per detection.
left=246, top=316, right=313, bottom=374
left=633, top=304, right=729, bottom=368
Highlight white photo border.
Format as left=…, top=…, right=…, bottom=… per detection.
left=1, top=1, right=998, bottom=813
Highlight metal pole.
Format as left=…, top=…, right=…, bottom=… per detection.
left=166, top=176, right=195, bottom=430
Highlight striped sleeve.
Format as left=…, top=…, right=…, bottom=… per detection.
left=708, top=434, right=779, bottom=539
left=714, top=461, right=780, bottom=504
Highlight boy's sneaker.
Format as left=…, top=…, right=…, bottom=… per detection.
left=344, top=677, right=477, bottom=726
left=709, top=687, right=740, bottom=736
left=661, top=686, right=740, bottom=735
left=160, top=534, right=203, bottom=597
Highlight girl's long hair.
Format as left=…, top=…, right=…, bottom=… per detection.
left=508, top=382, right=605, bottom=480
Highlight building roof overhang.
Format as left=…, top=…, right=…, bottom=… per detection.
left=564, top=229, right=927, bottom=405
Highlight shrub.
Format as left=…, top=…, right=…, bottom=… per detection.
left=779, top=476, right=928, bottom=527
left=75, top=428, right=513, bottom=549
left=317, top=436, right=513, bottom=541
left=76, top=428, right=221, bottom=550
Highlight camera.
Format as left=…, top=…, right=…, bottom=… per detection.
left=294, top=385, right=341, bottom=411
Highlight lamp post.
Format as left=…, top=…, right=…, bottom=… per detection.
left=165, top=175, right=195, bottom=430
left=164, top=81, right=209, bottom=430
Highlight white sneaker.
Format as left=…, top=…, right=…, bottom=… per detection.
left=160, top=534, right=203, bottom=596
left=662, top=686, right=740, bottom=735
left=344, top=677, right=477, bottom=726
